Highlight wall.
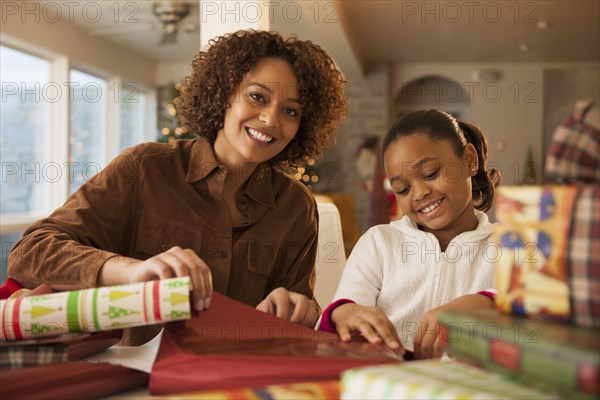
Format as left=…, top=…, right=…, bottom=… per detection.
left=155, top=62, right=191, bottom=86
left=390, top=62, right=600, bottom=189
left=1, top=11, right=156, bottom=86
left=320, top=65, right=390, bottom=231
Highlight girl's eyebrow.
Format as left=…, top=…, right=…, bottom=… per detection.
left=247, top=81, right=301, bottom=104
left=389, top=156, right=439, bottom=184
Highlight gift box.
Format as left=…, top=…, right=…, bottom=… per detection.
left=494, top=185, right=599, bottom=327
left=340, top=359, right=556, bottom=399
left=439, top=309, right=600, bottom=399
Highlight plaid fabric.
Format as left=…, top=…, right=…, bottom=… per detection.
left=568, top=185, right=600, bottom=328
left=0, top=343, right=68, bottom=369
left=545, top=99, right=600, bottom=183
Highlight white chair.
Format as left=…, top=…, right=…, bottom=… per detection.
left=314, top=202, right=347, bottom=307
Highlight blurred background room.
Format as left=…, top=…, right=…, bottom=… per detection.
left=1, top=0, right=599, bottom=277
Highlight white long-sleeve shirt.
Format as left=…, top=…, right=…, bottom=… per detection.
left=332, top=210, right=496, bottom=351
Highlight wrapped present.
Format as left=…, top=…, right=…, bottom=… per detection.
left=341, top=359, right=556, bottom=399
left=439, top=309, right=600, bottom=399
left=494, top=185, right=599, bottom=327
left=0, top=277, right=191, bottom=341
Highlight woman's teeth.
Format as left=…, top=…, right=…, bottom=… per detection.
left=248, top=128, right=273, bottom=143
left=420, top=199, right=442, bottom=214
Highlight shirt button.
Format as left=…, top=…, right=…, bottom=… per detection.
left=161, top=244, right=168, bottom=252
left=220, top=251, right=228, bottom=260
left=239, top=195, right=248, bottom=204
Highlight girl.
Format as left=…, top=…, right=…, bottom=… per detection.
left=319, top=109, right=501, bottom=359
left=8, top=30, right=347, bottom=343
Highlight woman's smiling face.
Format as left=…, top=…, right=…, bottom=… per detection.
left=214, top=57, right=302, bottom=169
left=384, top=133, right=478, bottom=236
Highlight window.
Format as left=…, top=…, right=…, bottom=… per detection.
left=1, top=44, right=155, bottom=233
left=120, top=83, right=148, bottom=151
left=0, top=46, right=52, bottom=214
left=69, top=70, right=107, bottom=194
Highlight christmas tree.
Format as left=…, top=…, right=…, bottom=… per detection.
left=157, top=82, right=195, bottom=144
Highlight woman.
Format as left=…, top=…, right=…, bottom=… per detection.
left=8, top=30, right=347, bottom=342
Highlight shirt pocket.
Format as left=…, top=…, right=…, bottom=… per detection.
left=246, top=240, right=287, bottom=281
left=134, top=215, right=203, bottom=257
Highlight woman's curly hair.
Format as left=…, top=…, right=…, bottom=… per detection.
left=176, top=29, right=348, bottom=169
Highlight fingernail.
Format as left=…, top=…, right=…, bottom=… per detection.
left=204, top=297, right=211, bottom=309
left=195, top=299, right=204, bottom=311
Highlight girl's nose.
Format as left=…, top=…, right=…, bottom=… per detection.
left=413, top=182, right=432, bottom=201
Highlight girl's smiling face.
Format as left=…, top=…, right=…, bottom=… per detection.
left=214, top=57, right=302, bottom=169
left=384, top=133, right=479, bottom=237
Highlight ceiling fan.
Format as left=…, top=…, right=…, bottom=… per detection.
left=88, top=1, right=198, bottom=45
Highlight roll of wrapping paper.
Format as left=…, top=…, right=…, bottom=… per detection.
left=1, top=277, right=191, bottom=342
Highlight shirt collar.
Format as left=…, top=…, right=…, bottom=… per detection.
left=185, top=138, right=276, bottom=208
left=242, top=163, right=276, bottom=208
left=185, top=138, right=221, bottom=183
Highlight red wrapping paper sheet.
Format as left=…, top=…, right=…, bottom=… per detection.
left=150, top=293, right=402, bottom=395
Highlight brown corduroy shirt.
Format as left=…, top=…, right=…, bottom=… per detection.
left=8, top=139, right=319, bottom=307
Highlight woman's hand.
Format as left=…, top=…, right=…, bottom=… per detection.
left=99, top=246, right=213, bottom=312
left=331, top=303, right=403, bottom=353
left=414, top=293, right=494, bottom=359
left=256, top=287, right=319, bottom=328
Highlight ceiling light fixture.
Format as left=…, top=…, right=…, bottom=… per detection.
left=518, top=43, right=530, bottom=52
left=536, top=21, right=549, bottom=29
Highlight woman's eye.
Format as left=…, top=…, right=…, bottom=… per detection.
left=249, top=92, right=265, bottom=103
left=423, top=168, right=440, bottom=180
left=283, top=108, right=298, bottom=117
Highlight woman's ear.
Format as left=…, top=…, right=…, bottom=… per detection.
left=464, top=143, right=479, bottom=174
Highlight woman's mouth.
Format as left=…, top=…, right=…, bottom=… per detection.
left=418, top=199, right=443, bottom=214
left=246, top=127, right=273, bottom=144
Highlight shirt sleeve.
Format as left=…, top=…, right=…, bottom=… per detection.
left=8, top=150, right=139, bottom=290
left=331, top=227, right=385, bottom=307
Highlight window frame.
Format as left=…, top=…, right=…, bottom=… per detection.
left=1, top=39, right=155, bottom=235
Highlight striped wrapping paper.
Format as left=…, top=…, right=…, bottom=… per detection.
left=1, top=277, right=191, bottom=341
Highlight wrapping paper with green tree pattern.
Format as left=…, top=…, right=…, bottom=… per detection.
left=1, top=277, right=191, bottom=341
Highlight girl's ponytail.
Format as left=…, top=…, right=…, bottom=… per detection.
left=458, top=121, right=501, bottom=212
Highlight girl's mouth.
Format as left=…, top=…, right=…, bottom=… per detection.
left=418, top=198, right=443, bottom=214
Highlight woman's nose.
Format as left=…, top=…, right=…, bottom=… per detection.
left=259, top=105, right=279, bottom=127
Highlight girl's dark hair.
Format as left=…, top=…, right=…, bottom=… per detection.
left=382, top=109, right=501, bottom=212
left=176, top=29, right=348, bottom=170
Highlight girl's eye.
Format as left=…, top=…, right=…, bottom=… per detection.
left=423, top=168, right=440, bottom=180
left=283, top=108, right=298, bottom=117
left=395, top=187, right=409, bottom=196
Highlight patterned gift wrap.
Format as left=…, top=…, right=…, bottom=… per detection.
left=341, top=360, right=557, bottom=399
left=494, top=186, right=576, bottom=321
left=495, top=185, right=600, bottom=327
left=1, top=277, right=191, bottom=341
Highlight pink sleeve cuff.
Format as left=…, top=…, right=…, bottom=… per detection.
left=477, top=290, right=496, bottom=302
left=317, top=298, right=355, bottom=333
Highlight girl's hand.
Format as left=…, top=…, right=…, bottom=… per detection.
left=99, top=246, right=213, bottom=312
left=256, top=287, right=319, bottom=328
left=331, top=303, right=404, bottom=353
left=414, top=293, right=494, bottom=359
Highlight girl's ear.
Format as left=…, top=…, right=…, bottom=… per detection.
left=464, top=143, right=479, bottom=172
